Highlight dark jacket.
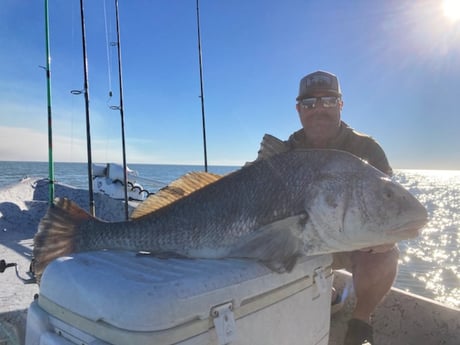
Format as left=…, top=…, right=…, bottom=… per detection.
left=286, top=122, right=392, bottom=175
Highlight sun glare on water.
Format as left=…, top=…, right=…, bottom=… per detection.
left=443, top=0, right=460, bottom=22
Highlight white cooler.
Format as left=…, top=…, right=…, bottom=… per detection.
left=26, top=251, right=333, bottom=345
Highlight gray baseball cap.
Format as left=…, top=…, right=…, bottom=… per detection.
left=296, top=71, right=341, bottom=100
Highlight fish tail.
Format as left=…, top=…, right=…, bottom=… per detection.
left=33, top=197, right=93, bottom=281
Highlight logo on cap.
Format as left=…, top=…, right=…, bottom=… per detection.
left=305, top=74, right=333, bottom=89
left=297, top=71, right=341, bottom=100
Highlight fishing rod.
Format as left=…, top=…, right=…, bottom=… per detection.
left=72, top=0, right=96, bottom=216
left=44, top=0, right=55, bottom=205
left=113, top=0, right=129, bottom=220
left=196, top=0, right=208, bottom=172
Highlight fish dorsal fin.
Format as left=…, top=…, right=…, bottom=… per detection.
left=130, top=171, right=222, bottom=219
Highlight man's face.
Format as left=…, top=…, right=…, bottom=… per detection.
left=296, top=92, right=342, bottom=148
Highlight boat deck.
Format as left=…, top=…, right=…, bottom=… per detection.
left=328, top=270, right=460, bottom=345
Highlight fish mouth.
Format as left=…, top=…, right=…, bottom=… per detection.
left=390, top=218, right=429, bottom=238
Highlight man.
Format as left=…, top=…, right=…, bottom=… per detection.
left=255, top=71, right=398, bottom=345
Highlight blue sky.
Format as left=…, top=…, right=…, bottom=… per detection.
left=1, top=0, right=460, bottom=169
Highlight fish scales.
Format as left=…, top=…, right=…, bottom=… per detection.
left=79, top=151, right=314, bottom=252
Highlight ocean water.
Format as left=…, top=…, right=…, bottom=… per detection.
left=0, top=161, right=459, bottom=309
left=394, top=169, right=460, bottom=308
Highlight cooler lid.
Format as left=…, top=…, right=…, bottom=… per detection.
left=39, top=251, right=331, bottom=332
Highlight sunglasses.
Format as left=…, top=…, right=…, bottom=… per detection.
left=299, top=96, right=340, bottom=109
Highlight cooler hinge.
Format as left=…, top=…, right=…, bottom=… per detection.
left=211, top=302, right=236, bottom=345
left=314, top=267, right=328, bottom=294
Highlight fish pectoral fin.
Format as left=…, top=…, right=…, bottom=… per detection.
left=228, top=216, right=304, bottom=273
